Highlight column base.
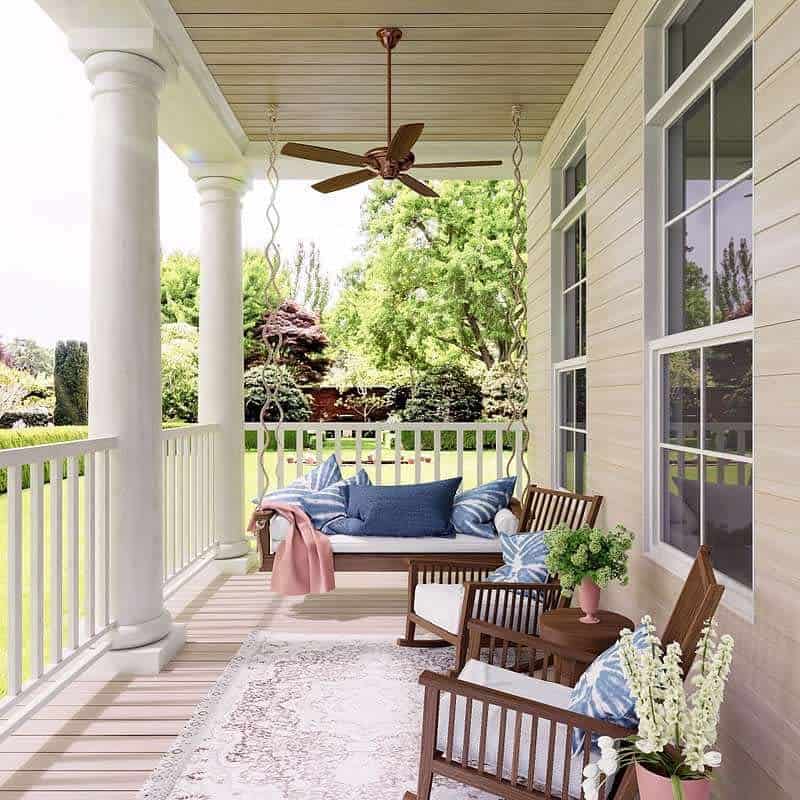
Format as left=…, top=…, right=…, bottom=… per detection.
left=215, top=539, right=251, bottom=560
left=213, top=552, right=257, bottom=576
left=88, top=624, right=187, bottom=678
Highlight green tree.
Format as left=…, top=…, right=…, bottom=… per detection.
left=54, top=340, right=88, bottom=425
left=401, top=364, right=483, bottom=423
left=161, top=323, right=199, bottom=422
left=328, top=180, right=523, bottom=377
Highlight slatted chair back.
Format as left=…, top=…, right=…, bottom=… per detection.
left=660, top=544, right=725, bottom=674
left=612, top=546, right=724, bottom=800
left=518, top=485, right=603, bottom=533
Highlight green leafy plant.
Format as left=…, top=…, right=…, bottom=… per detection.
left=400, top=364, right=483, bottom=422
left=54, top=340, right=88, bottom=425
left=243, top=364, right=312, bottom=423
left=543, top=523, right=634, bottom=596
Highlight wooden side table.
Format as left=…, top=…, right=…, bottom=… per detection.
left=539, top=608, right=635, bottom=658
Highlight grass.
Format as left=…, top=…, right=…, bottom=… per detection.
left=0, top=442, right=507, bottom=698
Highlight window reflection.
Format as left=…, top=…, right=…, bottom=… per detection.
left=663, top=449, right=701, bottom=557
left=667, top=204, right=711, bottom=333
left=714, top=50, right=753, bottom=188
left=663, top=350, right=700, bottom=448
left=714, top=179, right=753, bottom=323
left=705, top=340, right=752, bottom=456
left=705, top=455, right=752, bottom=587
left=667, top=91, right=710, bottom=219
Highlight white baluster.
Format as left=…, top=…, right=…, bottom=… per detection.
left=256, top=426, right=265, bottom=499
left=7, top=465, right=22, bottom=696
left=394, top=426, right=402, bottom=484
left=434, top=429, right=441, bottom=481
left=66, top=456, right=80, bottom=651
left=83, top=452, right=96, bottom=638
left=476, top=426, right=484, bottom=487
left=49, top=457, right=63, bottom=665
left=414, top=429, right=422, bottom=483
left=30, top=461, right=45, bottom=680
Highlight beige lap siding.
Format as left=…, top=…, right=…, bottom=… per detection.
left=525, top=0, right=800, bottom=797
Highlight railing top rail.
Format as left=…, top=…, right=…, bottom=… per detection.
left=0, top=435, right=119, bottom=468
left=161, top=423, right=218, bottom=440
left=244, top=421, right=525, bottom=432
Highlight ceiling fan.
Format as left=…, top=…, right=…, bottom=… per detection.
left=280, top=27, right=503, bottom=198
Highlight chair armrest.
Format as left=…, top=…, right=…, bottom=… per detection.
left=414, top=668, right=635, bottom=791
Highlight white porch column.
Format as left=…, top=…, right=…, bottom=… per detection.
left=85, top=50, right=182, bottom=660
left=193, top=168, right=251, bottom=569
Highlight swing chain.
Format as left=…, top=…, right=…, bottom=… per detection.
left=258, top=104, right=284, bottom=501
left=506, top=104, right=531, bottom=486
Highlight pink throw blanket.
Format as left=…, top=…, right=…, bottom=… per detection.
left=249, top=501, right=335, bottom=596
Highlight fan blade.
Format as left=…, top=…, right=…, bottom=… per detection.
left=282, top=142, right=367, bottom=168
left=413, top=160, right=503, bottom=168
left=387, top=123, right=424, bottom=160
left=398, top=174, right=438, bottom=198
left=312, top=169, right=375, bottom=194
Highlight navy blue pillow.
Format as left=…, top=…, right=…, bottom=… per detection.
left=347, top=478, right=462, bottom=537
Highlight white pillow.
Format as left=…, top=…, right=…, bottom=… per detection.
left=494, top=507, right=519, bottom=534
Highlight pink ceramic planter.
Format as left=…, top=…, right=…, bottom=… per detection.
left=578, top=576, right=601, bottom=623
left=635, top=764, right=711, bottom=800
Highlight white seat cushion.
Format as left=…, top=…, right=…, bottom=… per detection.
left=413, top=583, right=539, bottom=636
left=437, top=660, right=599, bottom=798
left=269, top=515, right=503, bottom=554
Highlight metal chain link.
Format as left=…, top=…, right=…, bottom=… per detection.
left=258, top=104, right=284, bottom=501
left=506, top=104, right=531, bottom=486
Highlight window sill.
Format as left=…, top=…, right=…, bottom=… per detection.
left=644, top=542, right=754, bottom=623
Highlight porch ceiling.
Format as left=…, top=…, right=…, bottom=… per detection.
left=168, top=1, right=620, bottom=144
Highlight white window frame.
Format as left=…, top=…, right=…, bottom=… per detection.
left=551, top=131, right=588, bottom=493
left=643, top=0, right=754, bottom=620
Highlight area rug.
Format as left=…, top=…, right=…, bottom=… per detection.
left=140, top=633, right=497, bottom=800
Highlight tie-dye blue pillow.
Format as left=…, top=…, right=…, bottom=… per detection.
left=303, top=469, right=372, bottom=531
left=486, top=531, right=549, bottom=584
left=450, top=476, right=517, bottom=539
left=568, top=624, right=649, bottom=754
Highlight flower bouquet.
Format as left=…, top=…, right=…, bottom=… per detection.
left=581, top=616, right=735, bottom=800
left=543, top=523, right=633, bottom=623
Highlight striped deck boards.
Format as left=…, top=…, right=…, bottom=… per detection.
left=0, top=566, right=410, bottom=795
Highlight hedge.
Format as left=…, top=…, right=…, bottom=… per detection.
left=244, top=429, right=315, bottom=452
left=0, top=426, right=89, bottom=494
left=400, top=428, right=517, bottom=452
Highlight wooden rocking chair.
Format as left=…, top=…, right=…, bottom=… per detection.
left=403, top=545, right=725, bottom=800
left=397, top=486, right=604, bottom=674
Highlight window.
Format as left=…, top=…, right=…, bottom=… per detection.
left=660, top=339, right=752, bottom=587
left=666, top=0, right=747, bottom=86
left=552, top=141, right=588, bottom=494
left=645, top=0, right=753, bottom=608
left=665, top=50, right=753, bottom=334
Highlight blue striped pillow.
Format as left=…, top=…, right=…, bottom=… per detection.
left=450, top=476, right=517, bottom=539
left=303, top=469, right=372, bottom=531
left=256, top=454, right=343, bottom=508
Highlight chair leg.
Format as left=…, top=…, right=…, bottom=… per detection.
left=397, top=615, right=417, bottom=646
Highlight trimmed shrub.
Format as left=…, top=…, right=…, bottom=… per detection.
left=400, top=428, right=516, bottom=451
left=54, top=341, right=88, bottom=425
left=244, top=364, right=312, bottom=423
left=400, top=365, right=483, bottom=423
left=0, top=407, right=53, bottom=429
left=244, top=428, right=315, bottom=452
left=0, top=426, right=88, bottom=494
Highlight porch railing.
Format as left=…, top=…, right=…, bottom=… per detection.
left=161, top=424, right=216, bottom=585
left=0, top=436, right=117, bottom=711
left=245, top=421, right=527, bottom=498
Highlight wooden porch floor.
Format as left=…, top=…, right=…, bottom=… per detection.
left=0, top=566, right=411, bottom=797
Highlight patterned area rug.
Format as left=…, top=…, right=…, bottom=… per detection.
left=140, top=634, right=496, bottom=800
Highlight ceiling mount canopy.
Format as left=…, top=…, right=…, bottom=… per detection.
left=280, top=27, right=503, bottom=197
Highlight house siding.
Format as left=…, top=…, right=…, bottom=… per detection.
left=526, top=1, right=800, bottom=797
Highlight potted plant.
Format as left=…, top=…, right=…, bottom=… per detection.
left=581, top=616, right=735, bottom=800
left=543, top=523, right=634, bottom=623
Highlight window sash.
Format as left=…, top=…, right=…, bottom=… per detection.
left=651, top=331, right=753, bottom=589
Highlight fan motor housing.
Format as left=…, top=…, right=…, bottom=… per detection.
left=365, top=146, right=415, bottom=178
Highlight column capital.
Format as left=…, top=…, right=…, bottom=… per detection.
left=70, top=27, right=178, bottom=81
left=191, top=162, right=252, bottom=193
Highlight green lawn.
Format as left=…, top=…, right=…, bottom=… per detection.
left=0, top=443, right=509, bottom=698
